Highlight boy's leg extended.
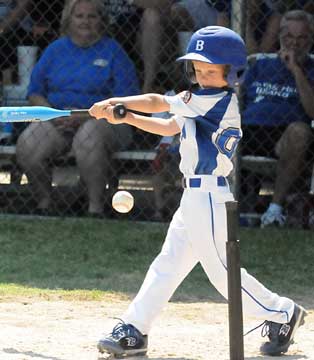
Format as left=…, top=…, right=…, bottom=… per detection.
left=182, top=190, right=306, bottom=355
left=97, top=206, right=199, bottom=356
left=122, top=206, right=199, bottom=334
left=183, top=190, right=294, bottom=322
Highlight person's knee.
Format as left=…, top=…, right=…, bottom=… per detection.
left=16, top=124, right=59, bottom=168
left=287, top=121, right=310, bottom=133
left=73, top=121, right=110, bottom=162
left=171, top=3, right=194, bottom=30
left=73, top=121, right=99, bottom=152
left=286, top=122, right=312, bottom=146
left=142, top=7, right=162, bottom=27
left=16, top=131, right=40, bottom=168
left=277, top=122, right=312, bottom=156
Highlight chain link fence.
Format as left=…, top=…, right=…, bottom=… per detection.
left=0, top=0, right=313, bottom=229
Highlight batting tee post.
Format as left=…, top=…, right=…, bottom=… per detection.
left=226, top=201, right=244, bottom=360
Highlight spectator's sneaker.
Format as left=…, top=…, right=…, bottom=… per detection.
left=260, top=304, right=307, bottom=356
left=260, top=208, right=286, bottom=228
left=97, top=321, right=148, bottom=357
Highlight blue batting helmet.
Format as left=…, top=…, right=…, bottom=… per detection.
left=177, top=26, right=247, bottom=87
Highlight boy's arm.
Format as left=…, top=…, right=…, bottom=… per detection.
left=89, top=94, right=180, bottom=136
left=122, top=113, right=180, bottom=136
left=90, top=93, right=170, bottom=115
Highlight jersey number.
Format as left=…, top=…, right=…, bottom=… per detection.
left=213, top=127, right=241, bottom=158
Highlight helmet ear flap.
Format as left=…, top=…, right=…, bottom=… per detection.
left=185, top=61, right=246, bottom=87
left=226, top=67, right=245, bottom=87
left=184, top=61, right=197, bottom=84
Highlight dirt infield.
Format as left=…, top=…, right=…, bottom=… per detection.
left=0, top=299, right=313, bottom=360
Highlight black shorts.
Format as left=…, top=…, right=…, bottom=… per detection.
left=0, top=28, right=32, bottom=71
left=240, top=125, right=286, bottom=158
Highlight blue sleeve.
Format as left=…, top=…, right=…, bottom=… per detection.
left=111, top=42, right=140, bottom=96
left=27, top=44, right=56, bottom=98
left=241, top=61, right=257, bottom=110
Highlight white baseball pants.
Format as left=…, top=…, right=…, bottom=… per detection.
left=122, top=176, right=295, bottom=334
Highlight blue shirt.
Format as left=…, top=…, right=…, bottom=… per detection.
left=165, top=87, right=242, bottom=177
left=242, top=53, right=314, bottom=126
left=28, top=36, right=140, bottom=109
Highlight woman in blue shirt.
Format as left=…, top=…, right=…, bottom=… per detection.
left=16, top=0, right=140, bottom=217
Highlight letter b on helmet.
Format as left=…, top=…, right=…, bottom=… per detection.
left=195, top=40, right=205, bottom=51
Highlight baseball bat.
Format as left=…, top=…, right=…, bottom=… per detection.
left=226, top=201, right=244, bottom=360
left=0, top=104, right=131, bottom=123
left=0, top=106, right=90, bottom=123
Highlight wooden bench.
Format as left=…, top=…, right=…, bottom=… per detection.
left=0, top=143, right=164, bottom=218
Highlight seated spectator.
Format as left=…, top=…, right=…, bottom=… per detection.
left=102, top=1, right=230, bottom=94
left=245, top=0, right=286, bottom=54
left=150, top=71, right=187, bottom=221
left=289, top=1, right=314, bottom=14
left=103, top=1, right=177, bottom=93
left=0, top=0, right=33, bottom=75
left=0, top=0, right=33, bottom=143
left=16, top=0, right=140, bottom=217
left=152, top=131, right=181, bottom=221
left=240, top=10, right=314, bottom=227
left=140, top=0, right=230, bottom=93
left=138, top=0, right=175, bottom=93
left=103, top=0, right=143, bottom=70
left=171, top=0, right=230, bottom=31
left=30, top=0, right=65, bottom=51
left=245, top=1, right=314, bottom=54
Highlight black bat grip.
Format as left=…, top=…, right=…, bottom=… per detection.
left=70, top=109, right=90, bottom=117
left=113, top=103, right=127, bottom=119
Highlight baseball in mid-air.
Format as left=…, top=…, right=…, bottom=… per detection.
left=112, top=191, right=134, bottom=213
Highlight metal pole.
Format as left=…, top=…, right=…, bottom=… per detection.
left=226, top=201, right=244, bottom=360
left=231, top=0, right=246, bottom=37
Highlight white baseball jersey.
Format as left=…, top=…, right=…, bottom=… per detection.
left=122, top=87, right=295, bottom=335
left=165, top=87, right=241, bottom=177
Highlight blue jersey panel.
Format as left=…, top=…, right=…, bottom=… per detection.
left=194, top=94, right=232, bottom=174
left=195, top=124, right=218, bottom=174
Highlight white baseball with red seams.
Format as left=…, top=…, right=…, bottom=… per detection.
left=112, top=191, right=134, bottom=213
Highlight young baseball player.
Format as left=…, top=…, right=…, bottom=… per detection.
left=89, top=26, right=307, bottom=357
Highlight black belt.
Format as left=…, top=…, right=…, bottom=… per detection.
left=182, top=177, right=227, bottom=188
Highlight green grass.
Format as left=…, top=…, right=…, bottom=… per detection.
left=0, top=217, right=313, bottom=304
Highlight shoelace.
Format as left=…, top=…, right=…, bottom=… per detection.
left=108, top=318, right=129, bottom=339
left=244, top=320, right=281, bottom=340
left=244, top=320, right=267, bottom=337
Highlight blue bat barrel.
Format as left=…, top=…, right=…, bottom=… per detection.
left=0, top=106, right=72, bottom=122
